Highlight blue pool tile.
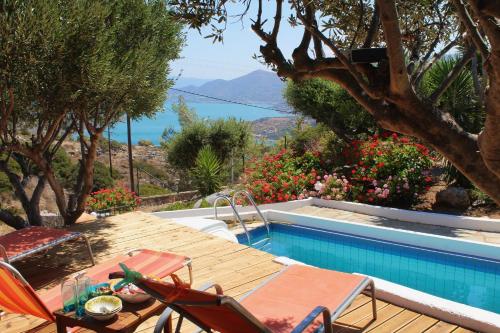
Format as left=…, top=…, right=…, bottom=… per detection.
left=241, top=223, right=500, bottom=313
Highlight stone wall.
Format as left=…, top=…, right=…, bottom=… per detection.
left=139, top=190, right=199, bottom=207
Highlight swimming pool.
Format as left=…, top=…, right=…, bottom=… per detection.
left=237, top=222, right=500, bottom=314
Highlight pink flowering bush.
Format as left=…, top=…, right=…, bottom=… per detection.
left=312, top=173, right=351, bottom=201
left=86, top=187, right=141, bottom=212
left=243, top=149, right=322, bottom=204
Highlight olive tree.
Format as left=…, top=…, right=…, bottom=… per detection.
left=170, top=0, right=500, bottom=204
left=0, top=0, right=183, bottom=228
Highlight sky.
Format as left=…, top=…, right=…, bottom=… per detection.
left=170, top=3, right=302, bottom=81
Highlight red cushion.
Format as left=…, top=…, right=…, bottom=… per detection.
left=0, top=227, right=79, bottom=260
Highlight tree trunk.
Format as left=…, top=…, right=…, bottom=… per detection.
left=478, top=51, right=500, bottom=180
left=26, top=176, right=46, bottom=226
left=0, top=162, right=45, bottom=228
left=391, top=95, right=500, bottom=204
left=64, top=134, right=100, bottom=225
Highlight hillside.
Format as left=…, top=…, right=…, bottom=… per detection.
left=169, top=70, right=290, bottom=111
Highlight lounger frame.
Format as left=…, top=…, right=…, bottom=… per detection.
left=0, top=229, right=95, bottom=266
left=153, top=266, right=376, bottom=333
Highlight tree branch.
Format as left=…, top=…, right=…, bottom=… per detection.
left=476, top=0, right=500, bottom=19
left=376, top=0, right=411, bottom=95
left=412, top=37, right=460, bottom=86
left=453, top=0, right=490, bottom=58
left=362, top=3, right=380, bottom=48
left=469, top=0, right=500, bottom=47
left=429, top=47, right=476, bottom=104
left=293, top=1, right=381, bottom=99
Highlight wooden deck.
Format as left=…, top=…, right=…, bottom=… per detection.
left=0, top=212, right=476, bottom=333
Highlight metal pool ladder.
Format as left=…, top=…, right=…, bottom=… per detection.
left=213, top=190, right=270, bottom=247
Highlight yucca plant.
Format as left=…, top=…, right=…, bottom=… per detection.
left=421, top=54, right=484, bottom=134
left=191, top=146, right=223, bottom=196
left=421, top=55, right=484, bottom=187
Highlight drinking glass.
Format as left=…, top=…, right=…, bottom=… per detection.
left=75, top=276, right=91, bottom=318
left=61, top=279, right=76, bottom=313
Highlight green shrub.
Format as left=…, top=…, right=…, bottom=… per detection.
left=53, top=149, right=76, bottom=188
left=199, top=198, right=211, bottom=208
left=156, top=198, right=211, bottom=212
left=98, top=137, right=122, bottom=152
left=66, top=160, right=118, bottom=192
left=0, top=172, right=12, bottom=193
left=165, top=118, right=251, bottom=171
left=134, top=160, right=169, bottom=181
left=158, top=200, right=194, bottom=211
left=92, top=161, right=116, bottom=191
left=191, top=146, right=223, bottom=196
left=137, top=139, right=154, bottom=146
left=137, top=183, right=170, bottom=196
left=469, top=188, right=494, bottom=205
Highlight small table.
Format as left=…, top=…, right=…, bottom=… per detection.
left=54, top=298, right=171, bottom=333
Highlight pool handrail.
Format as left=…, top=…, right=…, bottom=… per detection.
left=214, top=194, right=251, bottom=244
left=232, top=190, right=270, bottom=238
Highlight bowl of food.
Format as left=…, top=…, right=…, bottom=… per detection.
left=89, top=283, right=113, bottom=298
left=110, top=280, right=151, bottom=304
left=84, top=295, right=122, bottom=321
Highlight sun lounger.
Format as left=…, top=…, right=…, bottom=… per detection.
left=0, top=249, right=192, bottom=324
left=0, top=226, right=95, bottom=265
left=113, top=264, right=376, bottom=333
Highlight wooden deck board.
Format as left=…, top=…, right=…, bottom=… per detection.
left=0, top=212, right=475, bottom=333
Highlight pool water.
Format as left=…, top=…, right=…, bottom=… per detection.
left=237, top=223, right=500, bottom=313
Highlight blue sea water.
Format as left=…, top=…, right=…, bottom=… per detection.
left=110, top=102, right=290, bottom=145
left=239, top=223, right=500, bottom=313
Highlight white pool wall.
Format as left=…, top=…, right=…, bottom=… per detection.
left=266, top=210, right=500, bottom=261
left=312, top=198, right=500, bottom=232
left=153, top=197, right=500, bottom=232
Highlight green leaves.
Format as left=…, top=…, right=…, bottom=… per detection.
left=191, top=146, right=223, bottom=196
left=284, top=78, right=376, bottom=140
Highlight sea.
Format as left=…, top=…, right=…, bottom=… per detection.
left=110, top=102, right=290, bottom=145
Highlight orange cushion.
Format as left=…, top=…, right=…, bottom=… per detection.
left=240, top=265, right=366, bottom=333
left=39, top=249, right=187, bottom=312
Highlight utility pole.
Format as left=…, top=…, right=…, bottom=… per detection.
left=107, top=126, right=113, bottom=178
left=126, top=114, right=135, bottom=192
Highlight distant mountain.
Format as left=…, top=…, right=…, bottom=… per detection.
left=173, top=77, right=213, bottom=88
left=168, top=70, right=291, bottom=112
